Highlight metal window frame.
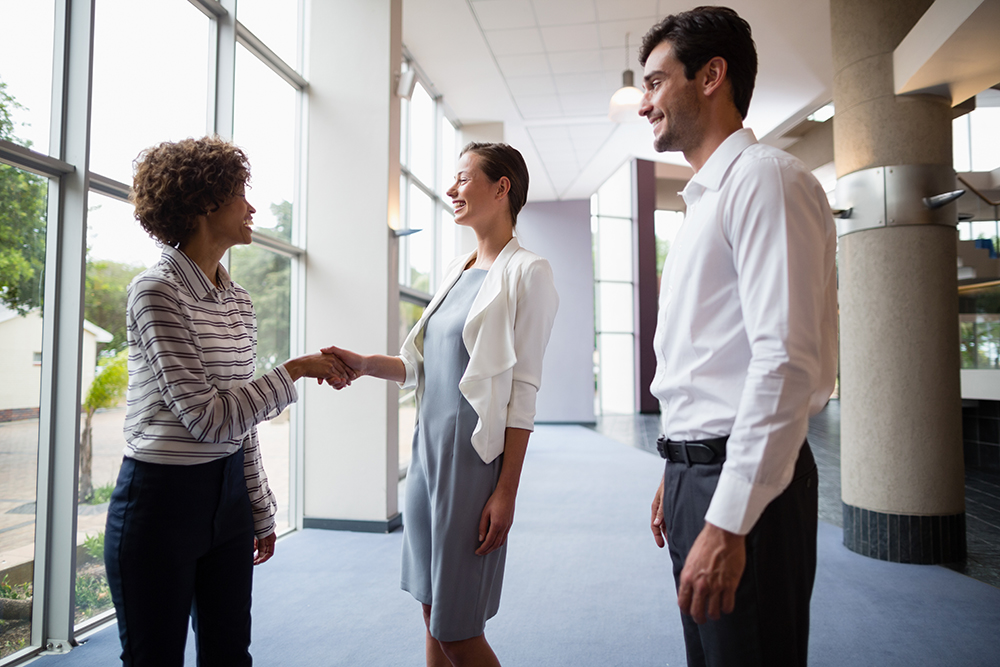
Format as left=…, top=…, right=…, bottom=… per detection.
left=0, top=0, right=310, bottom=663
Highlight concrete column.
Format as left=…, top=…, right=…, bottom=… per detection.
left=833, top=0, right=965, bottom=563
left=301, top=0, right=402, bottom=532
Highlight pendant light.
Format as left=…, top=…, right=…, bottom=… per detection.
left=608, top=32, right=643, bottom=123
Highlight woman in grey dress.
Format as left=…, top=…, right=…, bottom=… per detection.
left=324, top=142, right=558, bottom=666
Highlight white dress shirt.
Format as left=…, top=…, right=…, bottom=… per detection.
left=650, top=128, right=838, bottom=535
left=123, top=246, right=293, bottom=537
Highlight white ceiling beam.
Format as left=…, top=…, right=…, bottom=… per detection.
left=894, top=0, right=1000, bottom=104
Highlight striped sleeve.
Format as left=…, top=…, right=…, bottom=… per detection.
left=128, top=276, right=298, bottom=444
left=244, top=430, right=278, bottom=537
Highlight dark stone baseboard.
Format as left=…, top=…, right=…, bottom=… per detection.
left=303, top=513, right=403, bottom=534
left=842, top=502, right=965, bottom=564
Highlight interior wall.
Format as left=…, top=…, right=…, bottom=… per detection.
left=516, top=199, right=596, bottom=424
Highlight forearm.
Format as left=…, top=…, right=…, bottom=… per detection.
left=361, top=354, right=407, bottom=383
left=496, top=427, right=530, bottom=495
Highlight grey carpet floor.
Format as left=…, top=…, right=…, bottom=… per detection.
left=35, top=425, right=1000, bottom=666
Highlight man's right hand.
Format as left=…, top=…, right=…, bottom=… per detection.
left=651, top=477, right=667, bottom=548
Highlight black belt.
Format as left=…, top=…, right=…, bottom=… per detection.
left=656, top=435, right=729, bottom=465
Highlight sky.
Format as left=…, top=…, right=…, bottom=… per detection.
left=0, top=0, right=300, bottom=269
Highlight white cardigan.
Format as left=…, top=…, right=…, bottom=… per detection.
left=398, top=237, right=559, bottom=464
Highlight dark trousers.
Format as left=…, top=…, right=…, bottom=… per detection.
left=663, top=442, right=818, bottom=667
left=104, top=450, right=255, bottom=667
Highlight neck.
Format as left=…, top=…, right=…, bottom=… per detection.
left=684, top=112, right=744, bottom=173
left=469, top=219, right=514, bottom=270
left=178, top=236, right=227, bottom=288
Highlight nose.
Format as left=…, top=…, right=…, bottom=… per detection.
left=446, top=182, right=457, bottom=198
left=638, top=91, right=652, bottom=118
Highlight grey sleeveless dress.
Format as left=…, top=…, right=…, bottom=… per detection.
left=400, top=268, right=507, bottom=642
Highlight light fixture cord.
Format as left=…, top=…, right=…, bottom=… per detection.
left=624, top=32, right=630, bottom=70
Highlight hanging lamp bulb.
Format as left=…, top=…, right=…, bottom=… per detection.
left=609, top=32, right=643, bottom=123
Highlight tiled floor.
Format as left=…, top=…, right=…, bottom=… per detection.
left=591, top=399, right=1000, bottom=589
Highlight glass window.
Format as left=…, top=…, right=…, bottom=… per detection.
left=234, top=46, right=297, bottom=243
left=597, top=334, right=635, bottom=414
left=439, top=208, right=457, bottom=282
left=237, top=0, right=300, bottom=69
left=230, top=245, right=293, bottom=533
left=0, top=0, right=55, bottom=154
left=440, top=116, right=457, bottom=199
left=76, top=192, right=152, bottom=626
left=408, top=82, right=435, bottom=187
left=597, top=161, right=632, bottom=218
left=90, top=0, right=210, bottom=183
left=404, top=185, right=433, bottom=292
left=0, top=166, right=48, bottom=658
left=596, top=217, right=632, bottom=282
left=598, top=283, right=634, bottom=333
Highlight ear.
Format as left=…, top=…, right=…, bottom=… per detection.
left=700, top=56, right=728, bottom=99
left=496, top=175, right=511, bottom=200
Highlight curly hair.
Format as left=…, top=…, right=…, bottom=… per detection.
left=130, top=136, right=251, bottom=247
left=459, top=142, right=530, bottom=226
left=639, top=6, right=757, bottom=120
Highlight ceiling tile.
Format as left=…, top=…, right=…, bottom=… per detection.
left=495, top=53, right=552, bottom=78
left=530, top=0, right=597, bottom=26
left=471, top=0, right=537, bottom=31
left=555, top=72, right=609, bottom=95
left=547, top=49, right=604, bottom=74
left=506, top=74, right=559, bottom=96
left=484, top=27, right=545, bottom=56
left=528, top=125, right=572, bottom=143
left=599, top=18, right=662, bottom=50
left=516, top=94, right=564, bottom=118
left=559, top=92, right=611, bottom=116
left=540, top=23, right=601, bottom=52
left=595, top=0, right=658, bottom=21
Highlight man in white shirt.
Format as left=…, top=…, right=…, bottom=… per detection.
left=638, top=7, right=838, bottom=666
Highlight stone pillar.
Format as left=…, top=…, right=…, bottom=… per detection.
left=833, top=0, right=965, bottom=563
left=632, top=159, right=659, bottom=414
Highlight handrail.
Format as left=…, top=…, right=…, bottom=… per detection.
left=957, top=175, right=1000, bottom=207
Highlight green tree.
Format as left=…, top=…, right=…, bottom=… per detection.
left=79, top=350, right=129, bottom=502
left=230, top=200, right=292, bottom=376
left=0, top=79, right=47, bottom=314
left=85, top=258, right=145, bottom=354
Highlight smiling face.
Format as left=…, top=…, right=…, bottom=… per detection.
left=639, top=40, right=704, bottom=155
left=446, top=152, right=506, bottom=230
left=205, top=185, right=256, bottom=248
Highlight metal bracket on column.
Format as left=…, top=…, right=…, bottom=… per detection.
left=835, top=164, right=959, bottom=237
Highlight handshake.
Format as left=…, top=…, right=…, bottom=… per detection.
left=282, top=345, right=365, bottom=389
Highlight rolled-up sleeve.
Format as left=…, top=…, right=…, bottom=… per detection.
left=506, top=259, right=559, bottom=431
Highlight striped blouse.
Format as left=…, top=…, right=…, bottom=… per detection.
left=123, top=245, right=296, bottom=538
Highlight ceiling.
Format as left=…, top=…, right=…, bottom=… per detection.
left=402, top=0, right=835, bottom=202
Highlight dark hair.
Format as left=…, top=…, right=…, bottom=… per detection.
left=130, top=136, right=250, bottom=247
left=459, top=142, right=529, bottom=225
left=639, top=6, right=757, bottom=119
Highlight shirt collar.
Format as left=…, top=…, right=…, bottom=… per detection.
left=681, top=127, right=758, bottom=202
left=161, top=245, right=232, bottom=301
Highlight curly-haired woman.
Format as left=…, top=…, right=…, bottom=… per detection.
left=104, top=136, right=351, bottom=666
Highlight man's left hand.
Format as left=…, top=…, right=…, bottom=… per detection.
left=677, top=522, right=745, bottom=623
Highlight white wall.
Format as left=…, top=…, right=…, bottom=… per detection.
left=516, top=200, right=595, bottom=424
left=301, top=0, right=401, bottom=527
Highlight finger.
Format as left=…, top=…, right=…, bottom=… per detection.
left=722, top=583, right=737, bottom=616
left=320, top=345, right=340, bottom=355
left=676, top=572, right=693, bottom=617
left=689, top=583, right=707, bottom=624
left=706, top=589, right=722, bottom=621
left=476, top=521, right=503, bottom=556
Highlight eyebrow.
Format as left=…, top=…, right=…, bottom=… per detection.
left=643, top=70, right=665, bottom=86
